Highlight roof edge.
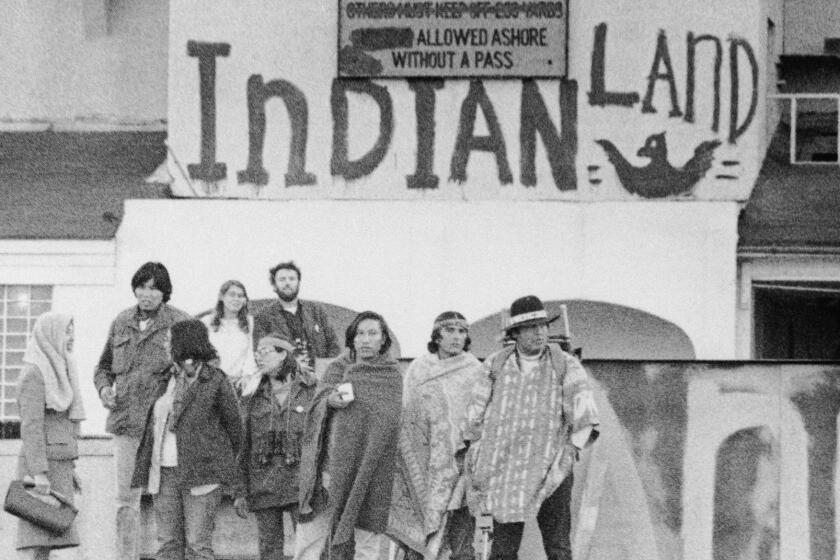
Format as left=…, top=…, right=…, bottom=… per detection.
left=738, top=245, right=840, bottom=258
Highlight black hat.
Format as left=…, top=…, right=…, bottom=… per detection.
left=506, top=295, right=550, bottom=333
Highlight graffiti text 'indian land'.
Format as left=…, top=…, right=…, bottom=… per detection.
left=187, top=24, right=757, bottom=190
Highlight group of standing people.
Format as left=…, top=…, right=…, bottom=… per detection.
left=14, top=259, right=600, bottom=560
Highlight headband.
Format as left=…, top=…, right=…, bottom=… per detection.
left=257, top=336, right=295, bottom=354
left=434, top=317, right=469, bottom=331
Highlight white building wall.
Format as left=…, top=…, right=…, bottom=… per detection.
left=0, top=241, right=116, bottom=434
left=117, top=200, right=737, bottom=342
left=0, top=0, right=168, bottom=129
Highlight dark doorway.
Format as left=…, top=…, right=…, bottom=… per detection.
left=753, top=281, right=840, bottom=359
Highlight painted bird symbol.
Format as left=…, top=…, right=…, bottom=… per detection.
left=595, top=132, right=722, bottom=198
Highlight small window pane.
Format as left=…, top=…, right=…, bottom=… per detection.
left=30, top=301, right=52, bottom=317
left=4, top=402, right=18, bottom=417
left=5, top=319, right=28, bottom=333
left=30, top=302, right=51, bottom=316
left=7, top=301, right=30, bottom=318
left=4, top=386, right=16, bottom=400
left=4, top=368, right=20, bottom=383
left=6, top=336, right=27, bottom=350
left=6, top=353, right=23, bottom=366
left=6, top=286, right=29, bottom=301
left=30, top=286, right=52, bottom=300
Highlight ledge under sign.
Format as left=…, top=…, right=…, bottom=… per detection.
left=338, top=0, right=568, bottom=78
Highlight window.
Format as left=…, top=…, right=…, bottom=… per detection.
left=1, top=285, right=53, bottom=436
left=774, top=94, right=840, bottom=164
left=753, top=281, right=840, bottom=359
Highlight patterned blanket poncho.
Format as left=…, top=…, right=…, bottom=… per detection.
left=464, top=344, right=600, bottom=523
left=387, top=352, right=484, bottom=559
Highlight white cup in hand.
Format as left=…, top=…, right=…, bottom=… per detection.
left=336, top=382, right=354, bottom=402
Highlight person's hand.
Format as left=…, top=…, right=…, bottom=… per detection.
left=566, top=442, right=580, bottom=463
left=99, top=386, right=116, bottom=409
left=33, top=473, right=51, bottom=495
left=298, top=361, right=316, bottom=378
left=455, top=446, right=468, bottom=472
left=234, top=496, right=249, bottom=519
left=295, top=354, right=314, bottom=373
left=326, top=389, right=349, bottom=409
left=72, top=471, right=83, bottom=494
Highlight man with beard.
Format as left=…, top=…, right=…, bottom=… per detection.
left=388, top=311, right=483, bottom=560
left=253, top=261, right=340, bottom=371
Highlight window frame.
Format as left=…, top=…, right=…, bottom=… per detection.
left=0, top=284, right=53, bottom=428
left=772, top=93, right=840, bottom=165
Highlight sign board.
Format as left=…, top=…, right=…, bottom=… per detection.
left=338, top=0, right=567, bottom=77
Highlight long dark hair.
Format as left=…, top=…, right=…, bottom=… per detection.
left=344, top=311, right=393, bottom=358
left=131, top=262, right=173, bottom=303
left=171, top=319, right=218, bottom=363
left=427, top=311, right=472, bottom=354
left=210, top=280, right=250, bottom=333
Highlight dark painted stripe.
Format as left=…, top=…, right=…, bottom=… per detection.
left=350, top=27, right=414, bottom=51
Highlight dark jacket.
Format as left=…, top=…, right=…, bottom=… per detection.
left=253, top=300, right=340, bottom=360
left=94, top=304, right=191, bottom=437
left=238, top=370, right=317, bottom=511
left=131, top=363, right=243, bottom=492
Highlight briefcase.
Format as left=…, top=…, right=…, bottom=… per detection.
left=3, top=479, right=78, bottom=534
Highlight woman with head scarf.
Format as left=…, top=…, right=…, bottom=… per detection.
left=295, top=311, right=402, bottom=560
left=233, top=334, right=318, bottom=560
left=16, top=312, right=86, bottom=559
left=131, top=319, right=242, bottom=560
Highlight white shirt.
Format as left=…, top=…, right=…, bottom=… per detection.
left=203, top=315, right=256, bottom=379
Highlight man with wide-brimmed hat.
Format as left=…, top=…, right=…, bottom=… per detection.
left=463, top=295, right=600, bottom=560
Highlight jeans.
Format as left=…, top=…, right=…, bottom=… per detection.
left=255, top=506, right=298, bottom=560
left=489, top=472, right=574, bottom=560
left=404, top=506, right=476, bottom=560
left=154, top=467, right=222, bottom=560
left=114, top=434, right=143, bottom=560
